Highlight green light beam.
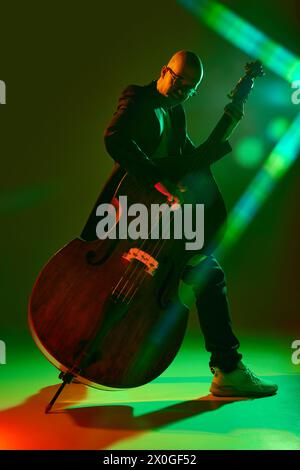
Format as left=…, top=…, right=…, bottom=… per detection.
left=215, top=112, right=300, bottom=259
left=178, top=0, right=300, bottom=83
left=176, top=0, right=300, bottom=295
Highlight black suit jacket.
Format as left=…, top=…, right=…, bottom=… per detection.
left=81, top=80, right=231, bottom=241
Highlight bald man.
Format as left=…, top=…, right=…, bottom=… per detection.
left=83, top=50, right=277, bottom=397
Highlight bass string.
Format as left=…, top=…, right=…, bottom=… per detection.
left=113, top=198, right=178, bottom=300
left=109, top=176, right=157, bottom=296
left=111, top=141, right=206, bottom=299
left=114, top=204, right=173, bottom=300
left=124, top=192, right=200, bottom=304
left=111, top=195, right=174, bottom=299
left=120, top=206, right=178, bottom=303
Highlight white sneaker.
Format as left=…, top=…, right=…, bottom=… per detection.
left=210, top=361, right=278, bottom=397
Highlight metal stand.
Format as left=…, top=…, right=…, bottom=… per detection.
left=45, top=371, right=74, bottom=414
left=45, top=297, right=121, bottom=413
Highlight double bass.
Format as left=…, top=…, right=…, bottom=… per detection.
left=28, top=61, right=264, bottom=412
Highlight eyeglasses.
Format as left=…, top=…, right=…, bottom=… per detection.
left=166, top=66, right=198, bottom=98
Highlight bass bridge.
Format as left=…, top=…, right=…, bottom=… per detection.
left=122, top=248, right=159, bottom=276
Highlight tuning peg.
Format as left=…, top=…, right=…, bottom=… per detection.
left=245, top=60, right=265, bottom=78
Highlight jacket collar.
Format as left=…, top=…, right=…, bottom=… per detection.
left=146, top=80, right=179, bottom=110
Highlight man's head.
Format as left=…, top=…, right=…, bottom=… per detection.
left=157, top=50, right=203, bottom=105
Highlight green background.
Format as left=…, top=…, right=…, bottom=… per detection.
left=1, top=0, right=299, bottom=346
left=0, top=0, right=300, bottom=451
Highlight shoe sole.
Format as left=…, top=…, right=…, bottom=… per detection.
left=210, top=384, right=278, bottom=397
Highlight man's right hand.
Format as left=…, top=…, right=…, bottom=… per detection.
left=154, top=179, right=186, bottom=204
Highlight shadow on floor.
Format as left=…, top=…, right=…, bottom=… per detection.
left=0, top=382, right=252, bottom=449
left=64, top=393, right=251, bottom=431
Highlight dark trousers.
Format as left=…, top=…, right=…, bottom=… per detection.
left=182, top=255, right=242, bottom=373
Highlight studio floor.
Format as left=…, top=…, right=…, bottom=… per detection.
left=0, top=331, right=299, bottom=450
